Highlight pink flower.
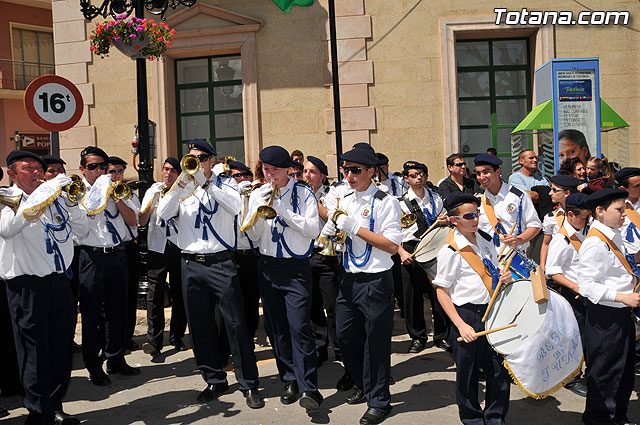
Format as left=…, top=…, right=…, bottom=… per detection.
left=114, top=36, right=121, bottom=42
left=130, top=34, right=137, bottom=39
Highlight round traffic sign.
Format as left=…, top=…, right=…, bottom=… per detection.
left=23, top=75, right=84, bottom=132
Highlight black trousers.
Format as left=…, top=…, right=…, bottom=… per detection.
left=391, top=254, right=404, bottom=317
left=145, top=242, right=186, bottom=350
left=124, top=241, right=140, bottom=342
left=181, top=254, right=258, bottom=390
left=336, top=270, right=394, bottom=410
left=583, top=302, right=635, bottom=425
left=450, top=304, right=510, bottom=425
left=258, top=256, right=318, bottom=392
left=0, top=280, right=20, bottom=397
left=558, top=286, right=587, bottom=355
left=78, top=248, right=128, bottom=371
left=6, top=273, right=74, bottom=425
left=309, top=251, right=341, bottom=357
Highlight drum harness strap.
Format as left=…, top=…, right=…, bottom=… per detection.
left=624, top=201, right=640, bottom=243
left=586, top=227, right=640, bottom=288
left=553, top=209, right=565, bottom=229
left=447, top=229, right=500, bottom=294
left=482, top=186, right=524, bottom=247
left=401, top=192, right=430, bottom=238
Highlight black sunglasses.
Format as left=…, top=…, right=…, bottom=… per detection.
left=196, top=154, right=212, bottom=162
left=87, top=162, right=107, bottom=171
left=108, top=169, right=125, bottom=174
left=288, top=172, right=303, bottom=178
left=232, top=172, right=252, bottom=179
left=342, top=166, right=364, bottom=175
left=453, top=162, right=466, bottom=167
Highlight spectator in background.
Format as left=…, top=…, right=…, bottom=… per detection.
left=438, top=153, right=480, bottom=199
left=508, top=150, right=550, bottom=203
left=487, top=147, right=497, bottom=156
left=578, top=156, right=614, bottom=194
left=558, top=129, right=590, bottom=166
left=289, top=161, right=304, bottom=182
left=559, top=157, right=587, bottom=181
left=291, top=150, right=304, bottom=164
left=254, top=160, right=266, bottom=183
left=42, top=155, right=66, bottom=180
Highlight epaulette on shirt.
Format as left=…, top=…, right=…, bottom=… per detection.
left=374, top=190, right=388, bottom=201
left=478, top=229, right=492, bottom=242
left=509, top=186, right=524, bottom=197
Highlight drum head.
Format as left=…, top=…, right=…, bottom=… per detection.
left=485, top=279, right=547, bottom=356
left=414, top=226, right=451, bottom=264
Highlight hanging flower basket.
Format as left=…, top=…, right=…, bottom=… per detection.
left=89, top=14, right=176, bottom=62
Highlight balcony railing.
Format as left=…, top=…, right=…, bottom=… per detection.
left=0, top=59, right=55, bottom=90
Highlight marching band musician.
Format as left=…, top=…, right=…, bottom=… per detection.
left=375, top=153, right=407, bottom=196
left=320, top=146, right=402, bottom=425
left=139, top=157, right=187, bottom=356
left=242, top=146, right=322, bottom=411
left=156, top=139, right=263, bottom=409
left=396, top=161, right=450, bottom=353
left=616, top=167, right=640, bottom=260
left=544, top=192, right=590, bottom=397
left=473, top=153, right=541, bottom=253
left=578, top=188, right=640, bottom=425
left=433, top=192, right=511, bottom=425
left=1, top=150, right=89, bottom=424
left=42, top=154, right=67, bottom=180
left=76, top=146, right=140, bottom=386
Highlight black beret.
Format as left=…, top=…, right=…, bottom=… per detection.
left=615, top=167, right=640, bottom=183
left=306, top=156, right=328, bottom=176
left=443, top=192, right=481, bottom=212
left=187, top=139, right=217, bottom=156
left=352, top=142, right=375, bottom=153
left=228, top=160, right=251, bottom=173
left=341, top=147, right=379, bottom=167
left=376, top=153, right=389, bottom=165
left=108, top=156, right=127, bottom=167
left=291, top=160, right=304, bottom=171
left=6, top=150, right=46, bottom=170
left=259, top=146, right=293, bottom=168
left=403, top=161, right=427, bottom=174
left=163, top=157, right=180, bottom=172
left=0, top=167, right=3, bottom=180
left=474, top=153, right=503, bottom=166
left=584, top=188, right=629, bottom=210
left=41, top=154, right=66, bottom=166
left=550, top=174, right=580, bottom=189
left=565, top=192, right=589, bottom=209
left=80, top=146, right=108, bottom=162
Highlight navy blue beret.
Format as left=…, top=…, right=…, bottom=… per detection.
left=403, top=161, right=427, bottom=174
left=615, top=167, right=640, bottom=183
left=565, top=192, right=589, bottom=209
left=6, top=150, right=46, bottom=170
left=376, top=153, right=389, bottom=165
left=584, top=188, right=628, bottom=210
left=80, top=146, right=108, bottom=162
left=163, top=157, right=180, bottom=172
left=260, top=146, right=293, bottom=168
left=187, top=139, right=216, bottom=156
left=474, top=153, right=503, bottom=166
left=291, top=160, right=304, bottom=171
left=352, top=142, right=375, bottom=153
left=108, top=156, right=127, bottom=167
left=306, top=156, right=328, bottom=176
left=551, top=174, right=580, bottom=188
left=443, top=192, right=481, bottom=212
left=228, top=160, right=251, bottom=173
left=341, top=147, right=379, bottom=167
left=41, top=154, right=66, bottom=166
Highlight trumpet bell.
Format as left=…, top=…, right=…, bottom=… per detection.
left=0, top=193, right=23, bottom=214
left=257, top=204, right=277, bottom=220
left=181, top=154, right=200, bottom=175
left=318, top=236, right=339, bottom=256
left=401, top=212, right=417, bottom=228
left=111, top=182, right=132, bottom=200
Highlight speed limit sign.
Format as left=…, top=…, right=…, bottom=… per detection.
left=24, top=75, right=84, bottom=132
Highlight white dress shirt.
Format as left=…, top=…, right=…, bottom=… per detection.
left=313, top=184, right=330, bottom=248
left=339, top=182, right=402, bottom=274
left=0, top=186, right=89, bottom=279
left=478, top=182, right=541, bottom=252
left=545, top=220, right=585, bottom=283
left=432, top=229, right=497, bottom=306
left=381, top=174, right=407, bottom=196
left=399, top=187, right=444, bottom=243
left=237, top=188, right=256, bottom=251
left=140, top=182, right=178, bottom=254
left=157, top=170, right=241, bottom=254
left=121, top=192, right=140, bottom=242
left=542, top=207, right=564, bottom=236
left=621, top=198, right=640, bottom=255
left=244, top=178, right=319, bottom=258
left=578, top=220, right=637, bottom=308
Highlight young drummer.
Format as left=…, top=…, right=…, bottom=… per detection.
left=578, top=188, right=640, bottom=425
left=433, top=192, right=511, bottom=425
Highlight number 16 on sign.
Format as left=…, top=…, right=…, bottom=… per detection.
left=24, top=75, right=84, bottom=132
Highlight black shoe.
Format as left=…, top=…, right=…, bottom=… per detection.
left=346, top=387, right=366, bottom=405
left=336, top=372, right=353, bottom=391
left=126, top=339, right=139, bottom=351
left=280, top=380, right=299, bottom=405
left=0, top=405, right=8, bottom=419
left=107, top=362, right=141, bottom=376
left=54, top=411, right=80, bottom=425
left=142, top=342, right=160, bottom=356
left=434, top=339, right=452, bottom=352
left=408, top=339, right=426, bottom=354
left=242, top=389, right=265, bottom=409
left=89, top=368, right=111, bottom=386
left=197, top=383, right=229, bottom=403
left=564, top=377, right=587, bottom=397
left=359, top=407, right=392, bottom=425
left=174, top=340, right=186, bottom=351
left=299, top=390, right=323, bottom=411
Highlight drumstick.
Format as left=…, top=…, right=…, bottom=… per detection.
left=410, top=221, right=441, bottom=258
left=457, top=323, right=517, bottom=342
left=481, top=222, right=517, bottom=323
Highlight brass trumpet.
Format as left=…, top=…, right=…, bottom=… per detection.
left=240, top=182, right=263, bottom=196
left=0, top=193, right=23, bottom=214
left=239, top=184, right=279, bottom=232
left=401, top=210, right=417, bottom=228
left=36, top=175, right=86, bottom=203
left=111, top=182, right=132, bottom=200
left=221, top=156, right=236, bottom=176
left=181, top=154, right=200, bottom=175
left=318, top=198, right=348, bottom=256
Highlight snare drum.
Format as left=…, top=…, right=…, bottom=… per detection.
left=413, top=225, right=451, bottom=268
left=500, top=248, right=537, bottom=280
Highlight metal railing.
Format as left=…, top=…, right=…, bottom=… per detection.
left=0, top=59, right=55, bottom=90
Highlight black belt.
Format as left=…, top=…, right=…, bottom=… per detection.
left=80, top=245, right=126, bottom=254
left=182, top=251, right=234, bottom=264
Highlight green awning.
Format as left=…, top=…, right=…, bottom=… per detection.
left=511, top=99, right=629, bottom=133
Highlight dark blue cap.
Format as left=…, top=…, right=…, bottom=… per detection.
left=164, top=157, right=180, bottom=172
left=108, top=156, right=127, bottom=167
left=584, top=188, right=629, bottom=210
left=187, top=139, right=216, bottom=156
left=80, top=146, right=108, bottom=162
left=376, top=153, right=389, bottom=165
left=615, top=167, right=640, bottom=183
left=403, top=161, right=427, bottom=174
left=41, top=154, right=66, bottom=166
left=291, top=160, right=304, bottom=171
left=443, top=192, right=481, bottom=212
left=228, top=160, right=251, bottom=173
left=6, top=150, right=46, bottom=170
left=551, top=174, right=580, bottom=188
left=565, top=192, right=589, bottom=209
left=306, top=156, right=328, bottom=176
left=352, top=142, right=375, bottom=153
left=341, top=147, right=379, bottom=167
left=474, top=153, right=503, bottom=166
left=259, top=146, right=293, bottom=168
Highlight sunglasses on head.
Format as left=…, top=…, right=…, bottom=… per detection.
left=550, top=187, right=567, bottom=192
left=288, top=172, right=302, bottom=178
left=342, top=166, right=364, bottom=175
left=108, top=169, right=125, bottom=174
left=451, top=210, right=480, bottom=220
left=86, top=162, right=107, bottom=171
left=232, top=172, right=252, bottom=179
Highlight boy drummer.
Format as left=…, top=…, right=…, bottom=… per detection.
left=433, top=192, right=511, bottom=425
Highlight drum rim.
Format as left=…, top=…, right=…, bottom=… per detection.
left=414, top=225, right=451, bottom=264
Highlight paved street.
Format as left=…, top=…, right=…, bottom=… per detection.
left=2, top=307, right=639, bottom=424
